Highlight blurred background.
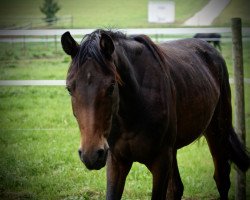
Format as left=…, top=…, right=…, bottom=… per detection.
left=0, top=0, right=249, bottom=28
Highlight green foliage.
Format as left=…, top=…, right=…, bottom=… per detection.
left=40, top=0, right=61, bottom=25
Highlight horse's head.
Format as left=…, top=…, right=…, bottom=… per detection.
left=61, top=31, right=120, bottom=170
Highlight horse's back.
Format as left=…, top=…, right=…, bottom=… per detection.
left=160, top=39, right=227, bottom=148
left=161, top=38, right=223, bottom=77
left=160, top=38, right=223, bottom=91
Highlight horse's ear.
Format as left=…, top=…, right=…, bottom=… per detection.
left=100, top=33, right=114, bottom=58
left=61, top=31, right=79, bottom=58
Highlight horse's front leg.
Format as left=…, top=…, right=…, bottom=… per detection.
left=147, top=147, right=174, bottom=200
left=106, top=152, right=132, bottom=200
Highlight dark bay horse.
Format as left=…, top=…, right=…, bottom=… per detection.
left=193, top=33, right=222, bottom=51
left=61, top=29, right=250, bottom=200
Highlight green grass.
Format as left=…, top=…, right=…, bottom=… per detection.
left=0, top=129, right=106, bottom=200
left=213, top=0, right=250, bottom=27
left=1, top=0, right=249, bottom=28
left=0, top=59, right=67, bottom=80
left=0, top=42, right=69, bottom=80
left=0, top=87, right=249, bottom=199
left=220, top=39, right=250, bottom=78
left=0, top=38, right=249, bottom=80
left=175, top=0, right=208, bottom=24
left=1, top=0, right=236, bottom=29
left=0, top=40, right=250, bottom=199
left=1, top=0, right=250, bottom=28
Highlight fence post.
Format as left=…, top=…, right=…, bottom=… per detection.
left=231, top=17, right=246, bottom=200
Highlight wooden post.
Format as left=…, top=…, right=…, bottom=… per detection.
left=231, top=18, right=246, bottom=200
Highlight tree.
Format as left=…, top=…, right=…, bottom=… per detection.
left=40, top=0, right=60, bottom=25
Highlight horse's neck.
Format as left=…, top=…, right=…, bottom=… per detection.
left=114, top=41, right=142, bottom=97
left=114, top=44, right=142, bottom=120
left=109, top=41, right=176, bottom=150
left=115, top=39, right=171, bottom=95
left=114, top=41, right=172, bottom=126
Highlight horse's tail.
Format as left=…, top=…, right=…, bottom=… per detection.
left=219, top=57, right=250, bottom=172
left=228, top=127, right=250, bottom=172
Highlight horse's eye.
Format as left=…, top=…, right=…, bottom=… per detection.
left=106, top=83, right=115, bottom=97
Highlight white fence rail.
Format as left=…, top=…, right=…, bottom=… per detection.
left=0, top=80, right=66, bottom=86
left=1, top=27, right=250, bottom=43
left=2, top=37, right=242, bottom=43
left=1, top=27, right=250, bottom=37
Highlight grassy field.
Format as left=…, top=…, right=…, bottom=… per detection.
left=0, top=37, right=250, bottom=200
left=213, top=0, right=250, bottom=27
left=0, top=0, right=208, bottom=28
left=0, top=37, right=249, bottom=79
left=0, top=0, right=249, bottom=28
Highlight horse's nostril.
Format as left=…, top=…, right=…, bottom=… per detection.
left=97, top=149, right=105, bottom=159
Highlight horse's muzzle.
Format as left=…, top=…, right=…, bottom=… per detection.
left=78, top=148, right=108, bottom=170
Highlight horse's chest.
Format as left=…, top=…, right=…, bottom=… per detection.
left=113, top=131, right=159, bottom=163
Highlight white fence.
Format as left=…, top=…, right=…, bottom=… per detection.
left=0, top=27, right=250, bottom=43
left=0, top=28, right=249, bottom=86
left=2, top=27, right=250, bottom=36
left=0, top=28, right=250, bottom=43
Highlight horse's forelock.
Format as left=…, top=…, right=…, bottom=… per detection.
left=67, top=29, right=123, bottom=86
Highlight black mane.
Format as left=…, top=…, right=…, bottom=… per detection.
left=67, top=29, right=170, bottom=87
left=73, top=29, right=127, bottom=69
left=67, top=29, right=126, bottom=86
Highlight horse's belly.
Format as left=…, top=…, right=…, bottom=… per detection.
left=175, top=91, right=219, bottom=149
